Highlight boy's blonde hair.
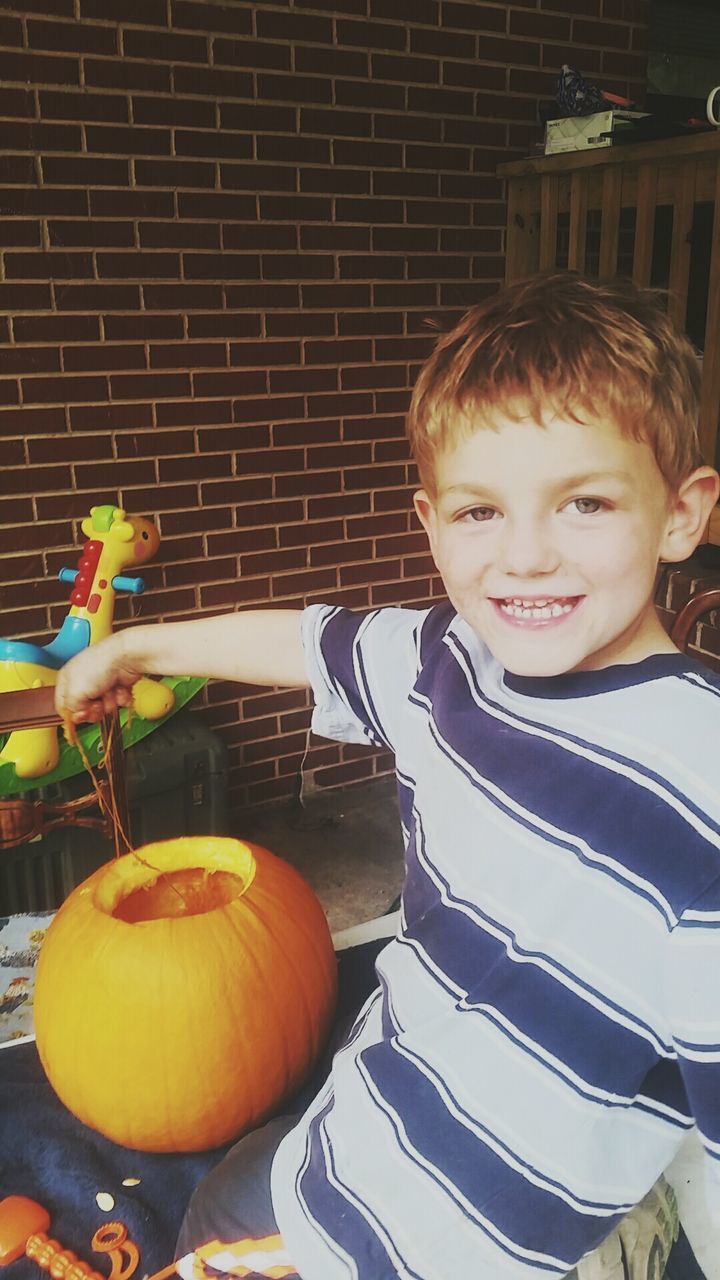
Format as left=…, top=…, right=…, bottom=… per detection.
left=407, top=272, right=702, bottom=497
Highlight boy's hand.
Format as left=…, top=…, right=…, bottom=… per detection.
left=55, top=634, right=142, bottom=726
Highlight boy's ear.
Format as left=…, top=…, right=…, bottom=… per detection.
left=413, top=490, right=437, bottom=551
left=660, top=466, right=720, bottom=563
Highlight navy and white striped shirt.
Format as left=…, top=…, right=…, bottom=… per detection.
left=271, top=603, right=720, bottom=1279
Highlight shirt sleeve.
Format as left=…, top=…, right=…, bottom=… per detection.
left=300, top=603, right=429, bottom=754
left=667, top=879, right=720, bottom=1166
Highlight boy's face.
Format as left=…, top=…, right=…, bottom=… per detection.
left=414, top=412, right=705, bottom=677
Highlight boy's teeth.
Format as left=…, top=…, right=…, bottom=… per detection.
left=500, top=597, right=575, bottom=619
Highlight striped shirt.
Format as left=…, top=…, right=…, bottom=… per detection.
left=271, top=602, right=720, bottom=1280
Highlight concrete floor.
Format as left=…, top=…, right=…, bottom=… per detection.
left=237, top=775, right=405, bottom=934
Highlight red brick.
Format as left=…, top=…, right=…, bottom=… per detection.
left=1, top=347, right=57, bottom=380
left=142, top=284, right=223, bottom=310
left=184, top=252, right=260, bottom=280
left=157, top=400, right=234, bottom=429
left=110, top=372, right=192, bottom=400
left=0, top=283, right=53, bottom=310
left=70, top=402, right=154, bottom=431
left=232, top=394, right=304, bottom=424
left=0, top=405, right=67, bottom=435
left=124, top=27, right=207, bottom=61
left=257, top=72, right=333, bottom=104
left=176, top=128, right=254, bottom=160
left=150, top=342, right=227, bottom=369
left=214, top=37, right=291, bottom=71
left=194, top=370, right=266, bottom=397
left=86, top=123, right=171, bottom=156
left=273, top=469, right=339, bottom=498
left=0, top=49, right=80, bottom=85
left=49, top=220, right=135, bottom=248
left=159, top=452, right=232, bottom=482
left=574, top=17, right=631, bottom=47
left=232, top=498, right=304, bottom=528
left=188, top=313, right=261, bottom=339
left=116, top=428, right=195, bottom=458
left=201, top=476, right=274, bottom=506
left=207, top=528, right=277, bottom=556
left=341, top=556, right=404, bottom=586
left=296, top=46, right=368, bottom=77
left=171, top=0, right=250, bottom=30
left=226, top=285, right=300, bottom=313
left=91, top=189, right=175, bottom=218
left=134, top=94, right=216, bottom=128
left=0, top=86, right=35, bottom=117
left=82, top=0, right=167, bottom=19
left=160, top=502, right=232, bottom=532
left=135, top=158, right=215, bottom=188
left=174, top=64, right=254, bottom=98
left=0, top=379, right=20, bottom=406
left=28, top=433, right=110, bottom=464
left=310, top=537, right=372, bottom=566
left=62, top=343, right=144, bottom=373
left=200, top=578, right=272, bottom=608
left=219, top=100, right=293, bottom=130
left=105, top=314, right=184, bottom=340
left=22, top=373, right=108, bottom=404
left=42, top=155, right=130, bottom=186
left=54, top=281, right=141, bottom=310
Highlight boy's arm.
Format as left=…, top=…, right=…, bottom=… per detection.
left=55, top=609, right=307, bottom=725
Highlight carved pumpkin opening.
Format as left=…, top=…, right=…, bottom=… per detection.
left=113, top=868, right=248, bottom=923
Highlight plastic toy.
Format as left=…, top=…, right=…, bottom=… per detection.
left=0, top=506, right=175, bottom=781
left=0, top=1196, right=138, bottom=1280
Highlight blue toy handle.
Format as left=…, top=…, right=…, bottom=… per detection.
left=58, top=568, right=146, bottom=595
left=111, top=574, right=146, bottom=594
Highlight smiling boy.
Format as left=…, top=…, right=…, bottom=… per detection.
left=58, top=273, right=720, bottom=1279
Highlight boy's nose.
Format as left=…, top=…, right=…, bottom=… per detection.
left=499, top=518, right=560, bottom=577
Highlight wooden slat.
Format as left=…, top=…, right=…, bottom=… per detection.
left=539, top=174, right=559, bottom=270
left=504, top=176, right=540, bottom=282
left=667, top=160, right=697, bottom=329
left=698, top=157, right=720, bottom=465
left=631, top=162, right=657, bottom=286
left=567, top=171, right=588, bottom=271
left=598, top=166, right=622, bottom=280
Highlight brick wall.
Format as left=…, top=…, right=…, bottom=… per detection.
left=0, top=0, right=649, bottom=814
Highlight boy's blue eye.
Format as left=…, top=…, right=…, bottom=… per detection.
left=464, top=506, right=497, bottom=522
left=569, top=497, right=604, bottom=515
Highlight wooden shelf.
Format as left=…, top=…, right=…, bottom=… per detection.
left=500, top=133, right=720, bottom=542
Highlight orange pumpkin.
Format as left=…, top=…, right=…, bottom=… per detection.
left=34, top=837, right=338, bottom=1153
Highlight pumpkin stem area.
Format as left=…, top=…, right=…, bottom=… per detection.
left=113, top=868, right=246, bottom=923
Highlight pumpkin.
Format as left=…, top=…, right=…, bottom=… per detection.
left=34, top=836, right=338, bottom=1153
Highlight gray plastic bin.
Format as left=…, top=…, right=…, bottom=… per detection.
left=0, top=710, right=229, bottom=914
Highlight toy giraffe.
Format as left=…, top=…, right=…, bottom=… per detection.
left=0, top=505, right=175, bottom=780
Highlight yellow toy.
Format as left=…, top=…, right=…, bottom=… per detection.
left=0, top=506, right=175, bottom=780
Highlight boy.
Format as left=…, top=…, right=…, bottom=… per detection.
left=57, top=273, right=720, bottom=1279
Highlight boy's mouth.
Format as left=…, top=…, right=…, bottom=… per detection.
left=493, top=596, right=582, bottom=621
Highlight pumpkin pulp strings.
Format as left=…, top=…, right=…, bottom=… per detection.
left=62, top=709, right=190, bottom=910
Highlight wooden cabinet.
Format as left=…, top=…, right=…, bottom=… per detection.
left=498, top=133, right=720, bottom=543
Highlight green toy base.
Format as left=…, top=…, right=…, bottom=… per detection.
left=0, top=676, right=207, bottom=798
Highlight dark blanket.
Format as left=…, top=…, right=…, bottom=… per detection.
left=0, top=937, right=706, bottom=1280
left=0, top=939, right=385, bottom=1280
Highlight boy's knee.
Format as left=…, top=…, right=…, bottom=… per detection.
left=175, top=1116, right=298, bottom=1259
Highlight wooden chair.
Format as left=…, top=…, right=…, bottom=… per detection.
left=669, top=586, right=720, bottom=655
